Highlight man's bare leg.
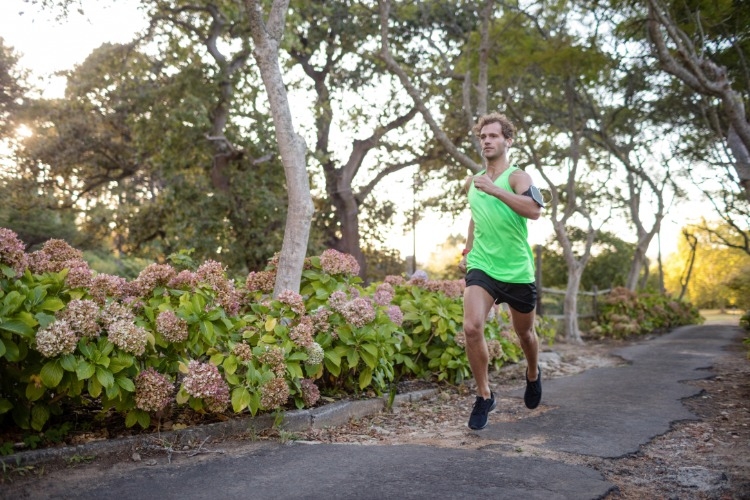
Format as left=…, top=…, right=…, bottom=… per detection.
left=463, top=285, right=496, bottom=398
left=509, top=306, right=539, bottom=381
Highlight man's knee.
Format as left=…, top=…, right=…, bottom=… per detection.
left=463, top=319, right=485, bottom=340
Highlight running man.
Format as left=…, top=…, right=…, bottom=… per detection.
left=458, top=112, right=545, bottom=430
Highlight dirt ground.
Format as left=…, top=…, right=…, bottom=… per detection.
left=2, top=327, right=749, bottom=499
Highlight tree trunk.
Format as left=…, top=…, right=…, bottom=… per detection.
left=246, top=0, right=314, bottom=295
left=563, top=267, right=584, bottom=344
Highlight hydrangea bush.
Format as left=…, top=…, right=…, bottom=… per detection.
left=0, top=230, right=546, bottom=440
left=589, top=287, right=703, bottom=338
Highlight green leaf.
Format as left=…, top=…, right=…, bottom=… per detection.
left=0, top=398, right=12, bottom=414
left=116, top=376, right=135, bottom=393
left=346, top=349, right=360, bottom=368
left=324, top=349, right=341, bottom=366
left=60, top=354, right=77, bottom=372
left=209, top=352, right=225, bottom=367
left=1, top=338, right=19, bottom=361
left=31, top=404, right=50, bottom=431
left=222, top=355, right=238, bottom=375
left=33, top=312, right=56, bottom=329
left=231, top=387, right=251, bottom=412
left=260, top=334, right=276, bottom=344
left=324, top=357, right=341, bottom=377
left=76, top=360, right=96, bottom=380
left=39, top=297, right=65, bottom=312
left=40, top=361, right=64, bottom=387
left=175, top=386, right=189, bottom=404
left=248, top=392, right=260, bottom=415
left=0, top=320, right=33, bottom=336
left=358, top=368, right=373, bottom=390
left=200, top=320, right=216, bottom=344
left=125, top=410, right=139, bottom=428
left=96, top=366, right=115, bottom=389
left=105, top=382, right=120, bottom=400
left=0, top=338, right=5, bottom=358
left=88, top=376, right=102, bottom=398
left=25, top=382, right=46, bottom=402
left=287, top=351, right=307, bottom=361
left=137, top=410, right=150, bottom=429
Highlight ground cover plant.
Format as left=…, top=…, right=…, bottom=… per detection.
left=0, top=228, right=542, bottom=451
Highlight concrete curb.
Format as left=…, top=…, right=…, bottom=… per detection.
left=1, top=388, right=440, bottom=467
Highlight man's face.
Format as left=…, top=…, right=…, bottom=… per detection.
left=479, top=122, right=512, bottom=160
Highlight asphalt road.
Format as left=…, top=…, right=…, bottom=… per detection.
left=1, top=324, right=743, bottom=499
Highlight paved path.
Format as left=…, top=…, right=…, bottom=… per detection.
left=2, top=324, right=743, bottom=499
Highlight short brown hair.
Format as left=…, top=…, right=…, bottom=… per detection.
left=473, top=112, right=516, bottom=140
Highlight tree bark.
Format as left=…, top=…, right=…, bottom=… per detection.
left=245, top=0, right=313, bottom=295
left=646, top=0, right=750, bottom=200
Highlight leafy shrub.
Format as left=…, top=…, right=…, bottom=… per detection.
left=590, top=287, right=703, bottom=338
left=0, top=229, right=548, bottom=441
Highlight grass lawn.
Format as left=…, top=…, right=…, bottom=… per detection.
left=700, top=309, right=744, bottom=325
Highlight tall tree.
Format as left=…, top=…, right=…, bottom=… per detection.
left=244, top=0, right=313, bottom=295
left=645, top=0, right=750, bottom=199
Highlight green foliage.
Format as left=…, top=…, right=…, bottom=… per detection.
left=741, top=310, right=750, bottom=332
left=590, top=287, right=703, bottom=338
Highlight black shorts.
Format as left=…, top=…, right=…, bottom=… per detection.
left=465, top=269, right=537, bottom=314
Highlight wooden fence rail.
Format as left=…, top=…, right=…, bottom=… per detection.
left=537, top=286, right=612, bottom=320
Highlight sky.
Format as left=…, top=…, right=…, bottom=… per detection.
left=1, top=0, right=690, bottom=267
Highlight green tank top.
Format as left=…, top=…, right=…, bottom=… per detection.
left=467, top=166, right=535, bottom=283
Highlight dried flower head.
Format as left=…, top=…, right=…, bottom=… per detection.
left=341, top=297, right=376, bottom=328
left=305, top=342, right=325, bottom=366
left=319, top=249, right=360, bottom=276
left=106, top=320, right=148, bottom=356
left=58, top=299, right=101, bottom=338
left=134, top=368, right=173, bottom=413
left=300, top=379, right=320, bottom=407
left=372, top=282, right=395, bottom=306
left=0, top=228, right=29, bottom=275
left=260, top=377, right=290, bottom=409
left=129, top=264, right=176, bottom=297
left=156, top=310, right=189, bottom=343
left=258, top=346, right=286, bottom=376
left=35, top=320, right=78, bottom=357
left=245, top=270, right=276, bottom=294
left=89, top=274, right=129, bottom=304
left=487, top=339, right=504, bottom=360
left=277, top=289, right=306, bottom=315
left=386, top=305, right=404, bottom=327
left=289, top=316, right=315, bottom=348
left=233, top=342, right=253, bottom=362
left=311, top=307, right=332, bottom=333
left=183, top=361, right=230, bottom=413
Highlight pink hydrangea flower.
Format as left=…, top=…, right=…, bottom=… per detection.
left=290, top=316, right=315, bottom=348
left=259, top=346, right=286, bottom=376
left=59, top=299, right=101, bottom=337
left=35, top=320, right=78, bottom=357
left=0, top=228, right=29, bottom=275
left=246, top=270, right=276, bottom=294
left=260, top=377, right=290, bottom=409
left=373, top=282, right=395, bottom=306
left=134, top=368, right=173, bottom=413
left=341, top=297, right=376, bottom=328
left=183, top=361, right=230, bottom=413
left=386, top=305, right=404, bottom=327
left=156, top=310, right=189, bottom=343
left=300, top=379, right=320, bottom=407
left=319, top=249, right=360, bottom=276
left=277, top=289, right=306, bottom=315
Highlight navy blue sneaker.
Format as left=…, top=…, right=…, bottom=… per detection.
left=524, top=366, right=542, bottom=409
left=468, top=392, right=496, bottom=430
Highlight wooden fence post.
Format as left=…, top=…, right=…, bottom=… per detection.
left=592, top=285, right=598, bottom=319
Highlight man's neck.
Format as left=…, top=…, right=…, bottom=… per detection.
left=485, top=157, right=510, bottom=179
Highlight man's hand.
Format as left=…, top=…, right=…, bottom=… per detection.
left=458, top=256, right=467, bottom=273
left=472, top=174, right=496, bottom=195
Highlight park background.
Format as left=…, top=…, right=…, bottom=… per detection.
left=0, top=0, right=749, bottom=452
